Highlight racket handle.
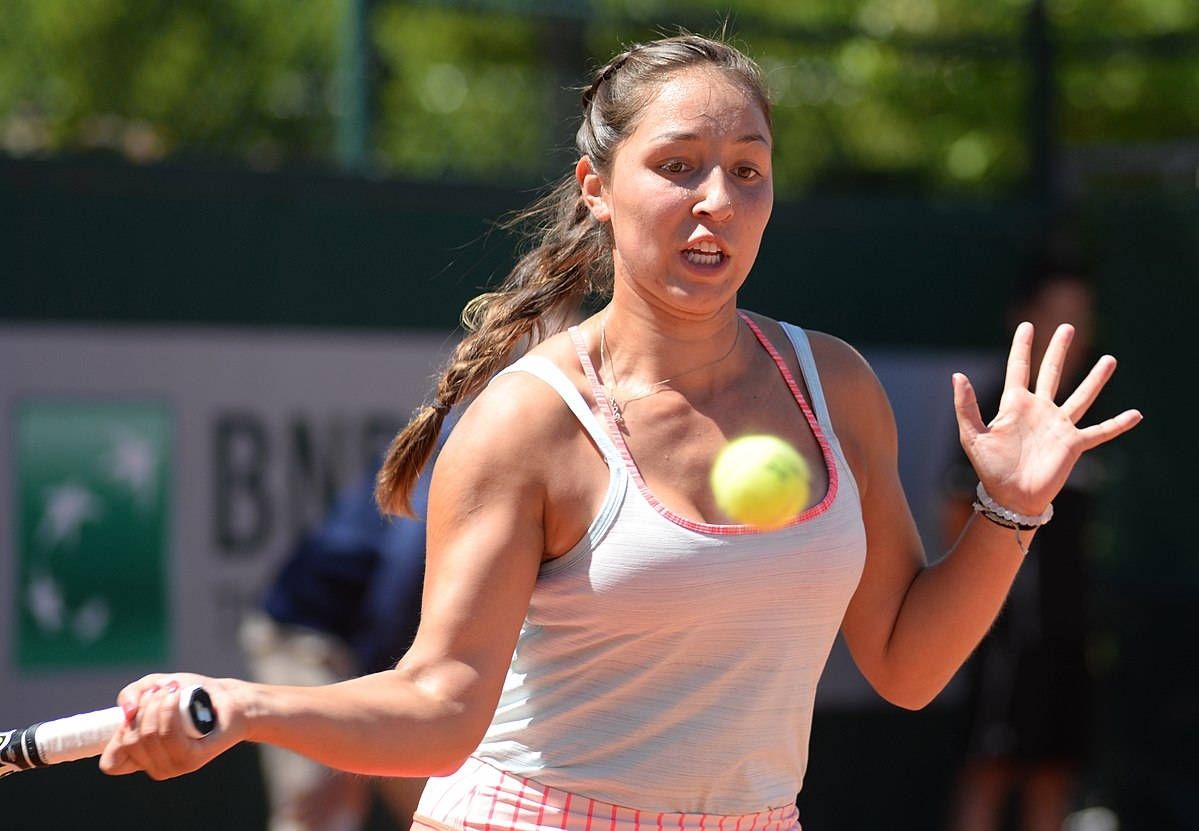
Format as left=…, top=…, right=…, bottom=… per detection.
left=0, top=684, right=217, bottom=778
left=25, top=707, right=125, bottom=765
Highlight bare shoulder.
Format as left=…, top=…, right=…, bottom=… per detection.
left=432, top=331, right=591, bottom=506
left=805, top=330, right=898, bottom=494
left=739, top=312, right=884, bottom=405
left=744, top=315, right=897, bottom=490
left=441, top=351, right=582, bottom=477
left=805, top=329, right=895, bottom=423
left=805, top=330, right=888, bottom=405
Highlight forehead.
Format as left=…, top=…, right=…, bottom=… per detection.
left=626, top=68, right=771, bottom=145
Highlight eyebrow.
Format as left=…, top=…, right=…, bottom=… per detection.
left=652, top=131, right=771, bottom=148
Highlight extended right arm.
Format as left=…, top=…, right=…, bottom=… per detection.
left=100, top=375, right=557, bottom=780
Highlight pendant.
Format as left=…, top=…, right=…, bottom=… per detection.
left=604, top=383, right=624, bottom=424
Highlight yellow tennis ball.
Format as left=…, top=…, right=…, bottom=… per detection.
left=710, top=434, right=811, bottom=529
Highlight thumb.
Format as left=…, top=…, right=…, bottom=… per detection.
left=99, top=744, right=140, bottom=777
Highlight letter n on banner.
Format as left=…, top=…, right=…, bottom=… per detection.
left=13, top=400, right=171, bottom=669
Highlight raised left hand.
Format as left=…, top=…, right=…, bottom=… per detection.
left=952, top=321, right=1142, bottom=516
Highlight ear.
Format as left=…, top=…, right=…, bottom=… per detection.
left=576, top=156, right=611, bottom=223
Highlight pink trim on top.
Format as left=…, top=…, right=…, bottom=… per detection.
left=567, top=312, right=839, bottom=536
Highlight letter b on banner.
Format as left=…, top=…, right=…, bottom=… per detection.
left=213, top=412, right=272, bottom=557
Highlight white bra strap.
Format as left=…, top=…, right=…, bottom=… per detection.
left=779, top=322, right=834, bottom=432
left=492, top=355, right=622, bottom=463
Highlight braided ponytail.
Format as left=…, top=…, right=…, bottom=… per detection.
left=376, top=32, right=771, bottom=517
left=375, top=174, right=609, bottom=516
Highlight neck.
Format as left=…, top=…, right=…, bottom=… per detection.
left=599, top=302, right=744, bottom=389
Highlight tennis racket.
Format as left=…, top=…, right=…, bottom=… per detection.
left=0, top=684, right=217, bottom=778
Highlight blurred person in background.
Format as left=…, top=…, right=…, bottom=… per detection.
left=945, top=232, right=1107, bottom=831
left=241, top=420, right=454, bottom=831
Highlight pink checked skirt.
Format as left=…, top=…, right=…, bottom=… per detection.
left=414, top=756, right=802, bottom=831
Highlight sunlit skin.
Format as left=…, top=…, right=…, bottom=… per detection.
left=567, top=70, right=836, bottom=531
left=584, top=68, right=773, bottom=318
left=577, top=68, right=773, bottom=378
left=97, top=61, right=1141, bottom=790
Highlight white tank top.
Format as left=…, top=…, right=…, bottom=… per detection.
left=472, top=315, right=867, bottom=815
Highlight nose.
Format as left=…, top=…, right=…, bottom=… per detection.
left=693, top=167, right=734, bottom=223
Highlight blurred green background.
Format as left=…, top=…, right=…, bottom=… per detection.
left=3, top=0, right=1197, bottom=192
left=2, top=1, right=1196, bottom=829
left=3, top=0, right=1197, bottom=341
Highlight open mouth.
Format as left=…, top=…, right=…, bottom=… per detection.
left=682, top=242, right=726, bottom=267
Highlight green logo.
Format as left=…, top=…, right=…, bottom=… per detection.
left=13, top=401, right=171, bottom=669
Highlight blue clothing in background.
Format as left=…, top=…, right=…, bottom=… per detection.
left=263, top=424, right=449, bottom=675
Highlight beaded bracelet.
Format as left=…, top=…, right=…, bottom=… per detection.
left=972, top=482, right=1053, bottom=556
left=973, top=482, right=1053, bottom=530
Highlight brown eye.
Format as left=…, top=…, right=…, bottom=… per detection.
left=660, top=161, right=689, bottom=174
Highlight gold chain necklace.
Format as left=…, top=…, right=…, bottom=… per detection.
left=599, top=314, right=740, bottom=424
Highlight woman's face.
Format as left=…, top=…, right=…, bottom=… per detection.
left=584, top=67, right=774, bottom=320
left=1023, top=277, right=1096, bottom=379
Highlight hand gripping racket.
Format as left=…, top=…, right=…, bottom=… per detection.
left=0, top=684, right=217, bottom=778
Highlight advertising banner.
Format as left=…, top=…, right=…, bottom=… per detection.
left=14, top=399, right=171, bottom=669
left=1, top=325, right=452, bottom=725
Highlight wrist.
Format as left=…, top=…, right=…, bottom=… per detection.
left=973, top=482, right=1053, bottom=530
left=968, top=509, right=1038, bottom=558
left=218, top=678, right=265, bottom=744
left=972, top=482, right=1052, bottom=557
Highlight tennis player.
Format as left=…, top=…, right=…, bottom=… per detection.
left=101, top=34, right=1141, bottom=830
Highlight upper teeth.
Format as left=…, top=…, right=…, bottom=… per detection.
left=691, top=241, right=721, bottom=253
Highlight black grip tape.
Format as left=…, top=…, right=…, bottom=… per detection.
left=1, top=729, right=27, bottom=769
left=0, top=727, right=35, bottom=770
left=24, top=722, right=46, bottom=767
